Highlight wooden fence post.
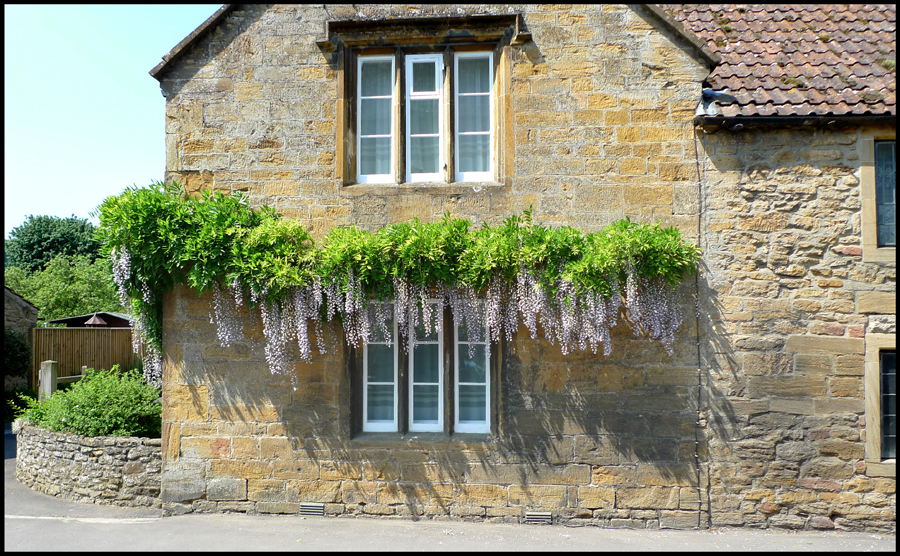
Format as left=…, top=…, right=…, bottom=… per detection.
left=39, top=360, right=58, bottom=402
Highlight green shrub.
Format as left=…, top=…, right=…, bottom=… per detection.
left=4, top=328, right=31, bottom=379
left=18, top=366, right=161, bottom=438
left=4, top=386, right=38, bottom=422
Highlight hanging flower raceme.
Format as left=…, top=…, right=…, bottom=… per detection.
left=96, top=182, right=701, bottom=382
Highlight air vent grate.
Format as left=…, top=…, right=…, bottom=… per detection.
left=524, top=511, right=552, bottom=524
left=299, top=502, right=325, bottom=516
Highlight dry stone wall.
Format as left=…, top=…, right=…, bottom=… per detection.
left=14, top=421, right=162, bottom=508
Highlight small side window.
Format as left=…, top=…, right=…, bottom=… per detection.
left=882, top=350, right=896, bottom=460
left=875, top=140, right=896, bottom=247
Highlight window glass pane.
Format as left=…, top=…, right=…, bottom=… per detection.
left=360, top=60, right=393, bottom=97
left=370, top=306, right=394, bottom=343
left=458, top=385, right=487, bottom=423
left=359, top=137, right=391, bottom=175
left=412, top=385, right=439, bottom=423
left=410, top=137, right=440, bottom=174
left=414, top=317, right=439, bottom=342
left=883, top=350, right=896, bottom=459
left=410, top=98, right=439, bottom=135
left=367, top=384, right=394, bottom=421
left=458, top=57, right=491, bottom=94
left=360, top=98, right=392, bottom=136
left=414, top=343, right=440, bottom=383
left=457, top=96, right=490, bottom=133
left=412, top=61, right=436, bottom=93
left=458, top=135, right=490, bottom=173
left=875, top=141, right=896, bottom=247
left=366, top=344, right=394, bottom=382
left=458, top=344, right=486, bottom=383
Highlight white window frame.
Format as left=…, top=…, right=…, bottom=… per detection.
left=454, top=51, right=494, bottom=183
left=362, top=304, right=398, bottom=432
left=356, top=55, right=395, bottom=184
left=408, top=299, right=444, bottom=432
left=454, top=318, right=491, bottom=433
left=405, top=54, right=444, bottom=183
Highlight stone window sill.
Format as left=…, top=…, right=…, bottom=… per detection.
left=349, top=431, right=492, bottom=450
left=865, top=460, right=896, bottom=478
left=340, top=181, right=505, bottom=197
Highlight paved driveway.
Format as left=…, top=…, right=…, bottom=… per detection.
left=4, top=423, right=895, bottom=552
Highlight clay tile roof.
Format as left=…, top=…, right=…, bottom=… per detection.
left=661, top=4, right=896, bottom=117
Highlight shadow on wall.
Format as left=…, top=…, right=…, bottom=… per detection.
left=184, top=272, right=741, bottom=515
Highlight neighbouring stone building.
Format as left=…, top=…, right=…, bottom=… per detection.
left=148, top=5, right=895, bottom=531
left=5, top=286, right=38, bottom=338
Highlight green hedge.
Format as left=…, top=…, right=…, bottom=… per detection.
left=15, top=366, right=161, bottom=438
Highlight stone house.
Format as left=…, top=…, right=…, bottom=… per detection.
left=5, top=286, right=38, bottom=338
left=150, top=4, right=895, bottom=531
left=5, top=286, right=39, bottom=389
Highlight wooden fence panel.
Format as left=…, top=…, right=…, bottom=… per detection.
left=31, top=328, right=137, bottom=387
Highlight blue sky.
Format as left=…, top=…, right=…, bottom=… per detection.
left=4, top=4, right=222, bottom=240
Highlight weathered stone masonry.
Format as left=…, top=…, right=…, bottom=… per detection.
left=154, top=4, right=895, bottom=532
left=14, top=422, right=162, bottom=508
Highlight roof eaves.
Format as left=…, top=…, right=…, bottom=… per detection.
left=693, top=113, right=897, bottom=131
left=637, top=4, right=721, bottom=69
left=150, top=4, right=236, bottom=81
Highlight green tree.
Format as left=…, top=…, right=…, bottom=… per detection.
left=6, top=215, right=101, bottom=273
left=3, top=255, right=124, bottom=322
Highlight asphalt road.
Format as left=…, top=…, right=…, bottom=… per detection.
left=4, top=422, right=896, bottom=551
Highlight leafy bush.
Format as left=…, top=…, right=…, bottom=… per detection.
left=4, top=329, right=31, bottom=379
left=4, top=386, right=38, bottom=422
left=17, top=366, right=161, bottom=438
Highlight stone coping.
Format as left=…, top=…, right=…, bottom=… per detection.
left=13, top=419, right=162, bottom=508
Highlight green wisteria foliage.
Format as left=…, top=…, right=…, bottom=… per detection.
left=94, top=182, right=700, bottom=385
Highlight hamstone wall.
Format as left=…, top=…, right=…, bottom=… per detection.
left=14, top=421, right=162, bottom=508
left=698, top=124, right=896, bottom=532
left=156, top=4, right=895, bottom=531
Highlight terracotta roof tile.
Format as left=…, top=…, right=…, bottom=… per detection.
left=661, top=4, right=896, bottom=117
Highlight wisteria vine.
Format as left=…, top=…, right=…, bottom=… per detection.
left=95, top=182, right=700, bottom=384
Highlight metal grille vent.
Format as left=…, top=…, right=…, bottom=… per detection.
left=299, top=502, right=325, bottom=516
left=524, top=511, right=552, bottom=524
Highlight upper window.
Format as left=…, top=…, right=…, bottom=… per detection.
left=355, top=50, right=494, bottom=185
left=860, top=133, right=896, bottom=262
left=875, top=140, right=895, bottom=247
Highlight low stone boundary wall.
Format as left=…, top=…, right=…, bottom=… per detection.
left=13, top=420, right=162, bottom=508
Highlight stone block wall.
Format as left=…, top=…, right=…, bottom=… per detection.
left=161, top=282, right=704, bottom=528
left=160, top=4, right=707, bottom=241
left=5, top=287, right=38, bottom=337
left=698, top=124, right=896, bottom=532
left=14, top=421, right=162, bottom=508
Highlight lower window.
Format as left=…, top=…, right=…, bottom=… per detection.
left=358, top=300, right=492, bottom=434
left=882, top=350, right=896, bottom=459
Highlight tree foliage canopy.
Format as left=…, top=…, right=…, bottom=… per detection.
left=6, top=215, right=101, bottom=273
left=3, top=255, right=124, bottom=322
